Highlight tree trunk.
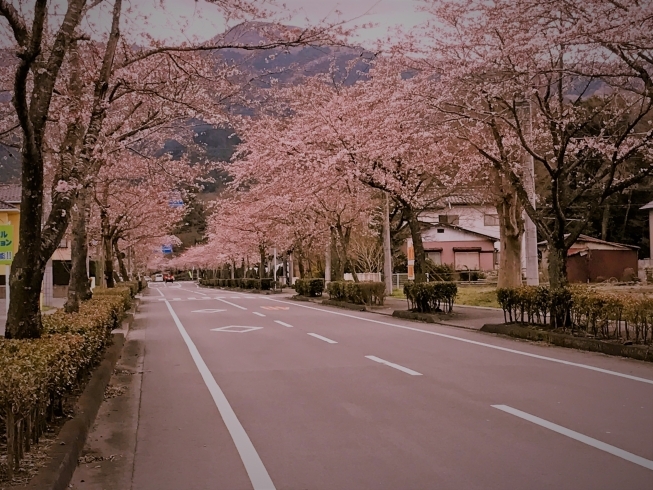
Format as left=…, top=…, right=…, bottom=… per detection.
left=601, top=202, right=610, bottom=241
left=5, top=149, right=46, bottom=338
left=547, top=240, right=568, bottom=290
left=65, top=187, right=92, bottom=313
left=330, top=228, right=344, bottom=281
left=259, top=246, right=266, bottom=280
left=496, top=190, right=524, bottom=288
left=104, top=235, right=115, bottom=288
left=405, top=206, right=427, bottom=283
left=114, top=239, right=129, bottom=281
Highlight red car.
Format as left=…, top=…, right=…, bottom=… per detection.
left=163, top=273, right=174, bottom=283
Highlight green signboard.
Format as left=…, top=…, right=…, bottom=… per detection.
left=0, top=225, right=14, bottom=265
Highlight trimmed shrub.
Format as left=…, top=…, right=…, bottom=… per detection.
left=404, top=281, right=457, bottom=313
left=327, top=281, right=386, bottom=306
left=92, top=286, right=132, bottom=312
left=0, top=295, right=130, bottom=476
left=295, top=279, right=324, bottom=297
left=496, top=285, right=652, bottom=344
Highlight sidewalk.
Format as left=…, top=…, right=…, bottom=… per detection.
left=370, top=296, right=505, bottom=330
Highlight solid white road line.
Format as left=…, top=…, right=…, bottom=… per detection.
left=365, top=355, right=422, bottom=376
left=163, top=300, right=276, bottom=489
left=253, top=312, right=266, bottom=317
left=262, top=298, right=653, bottom=386
left=307, top=333, right=337, bottom=344
left=173, top=298, right=181, bottom=301
left=492, top=405, right=653, bottom=471
left=216, top=298, right=248, bottom=310
left=155, top=287, right=165, bottom=297
left=274, top=321, right=293, bottom=328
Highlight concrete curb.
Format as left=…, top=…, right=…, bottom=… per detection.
left=480, top=323, right=653, bottom=362
left=25, top=333, right=126, bottom=490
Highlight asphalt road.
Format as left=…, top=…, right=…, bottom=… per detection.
left=128, top=283, right=653, bottom=490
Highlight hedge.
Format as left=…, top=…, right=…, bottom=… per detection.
left=294, top=279, right=324, bottom=297
left=199, top=278, right=279, bottom=290
left=496, top=285, right=653, bottom=345
left=404, top=281, right=458, bottom=313
left=327, top=281, right=386, bottom=306
left=0, top=293, right=131, bottom=478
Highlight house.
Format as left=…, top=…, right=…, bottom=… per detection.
left=420, top=223, right=497, bottom=271
left=539, top=235, right=639, bottom=283
left=421, top=194, right=500, bottom=242
left=0, top=184, right=20, bottom=295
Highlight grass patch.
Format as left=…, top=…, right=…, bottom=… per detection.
left=391, top=289, right=406, bottom=299
left=456, top=286, right=499, bottom=308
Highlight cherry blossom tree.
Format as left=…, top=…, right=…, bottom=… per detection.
left=0, top=0, right=352, bottom=337
left=413, top=0, right=653, bottom=288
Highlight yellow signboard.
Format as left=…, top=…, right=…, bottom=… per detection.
left=0, top=225, right=14, bottom=264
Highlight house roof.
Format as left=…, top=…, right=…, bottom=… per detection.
left=423, top=221, right=498, bottom=242
left=0, top=184, right=21, bottom=203
left=538, top=234, right=639, bottom=250
left=641, top=200, right=653, bottom=210
left=0, top=199, right=18, bottom=211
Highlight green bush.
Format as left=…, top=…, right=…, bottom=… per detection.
left=0, top=296, right=128, bottom=476
left=327, top=281, right=386, bottom=306
left=92, top=286, right=132, bottom=312
left=295, top=278, right=324, bottom=297
left=404, top=281, right=458, bottom=313
left=496, top=285, right=652, bottom=344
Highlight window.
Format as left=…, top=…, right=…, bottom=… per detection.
left=438, top=214, right=459, bottom=225
left=454, top=251, right=480, bottom=270
left=427, top=251, right=442, bottom=265
left=437, top=228, right=445, bottom=234
left=484, top=214, right=500, bottom=226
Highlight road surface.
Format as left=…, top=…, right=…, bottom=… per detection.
left=85, top=283, right=653, bottom=489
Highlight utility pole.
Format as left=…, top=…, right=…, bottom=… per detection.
left=325, top=240, right=331, bottom=285
left=383, top=193, right=393, bottom=295
left=518, top=99, right=539, bottom=286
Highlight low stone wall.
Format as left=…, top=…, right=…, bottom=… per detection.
left=480, top=323, right=653, bottom=362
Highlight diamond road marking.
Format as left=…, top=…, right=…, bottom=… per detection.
left=211, top=326, right=263, bottom=333
left=192, top=309, right=227, bottom=313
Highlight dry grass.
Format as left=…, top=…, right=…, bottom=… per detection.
left=456, top=286, right=500, bottom=308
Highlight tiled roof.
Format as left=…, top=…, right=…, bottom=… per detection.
left=0, top=184, right=21, bottom=203
left=0, top=199, right=17, bottom=210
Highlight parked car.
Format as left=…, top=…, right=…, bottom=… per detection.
left=164, top=273, right=174, bottom=283
left=154, top=273, right=163, bottom=282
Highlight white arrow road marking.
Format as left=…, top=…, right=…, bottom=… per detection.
left=274, top=321, right=293, bottom=328
left=492, top=405, right=653, bottom=471
left=365, top=356, right=422, bottom=376
left=307, top=333, right=337, bottom=344
left=163, top=301, right=275, bottom=489
left=211, top=326, right=263, bottom=333
left=192, top=309, right=227, bottom=313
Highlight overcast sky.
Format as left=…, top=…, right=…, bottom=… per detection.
left=101, top=0, right=426, bottom=48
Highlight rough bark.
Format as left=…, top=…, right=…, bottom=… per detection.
left=496, top=177, right=524, bottom=288
left=64, top=187, right=92, bottom=313
left=114, top=239, right=129, bottom=281
left=547, top=240, right=568, bottom=290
